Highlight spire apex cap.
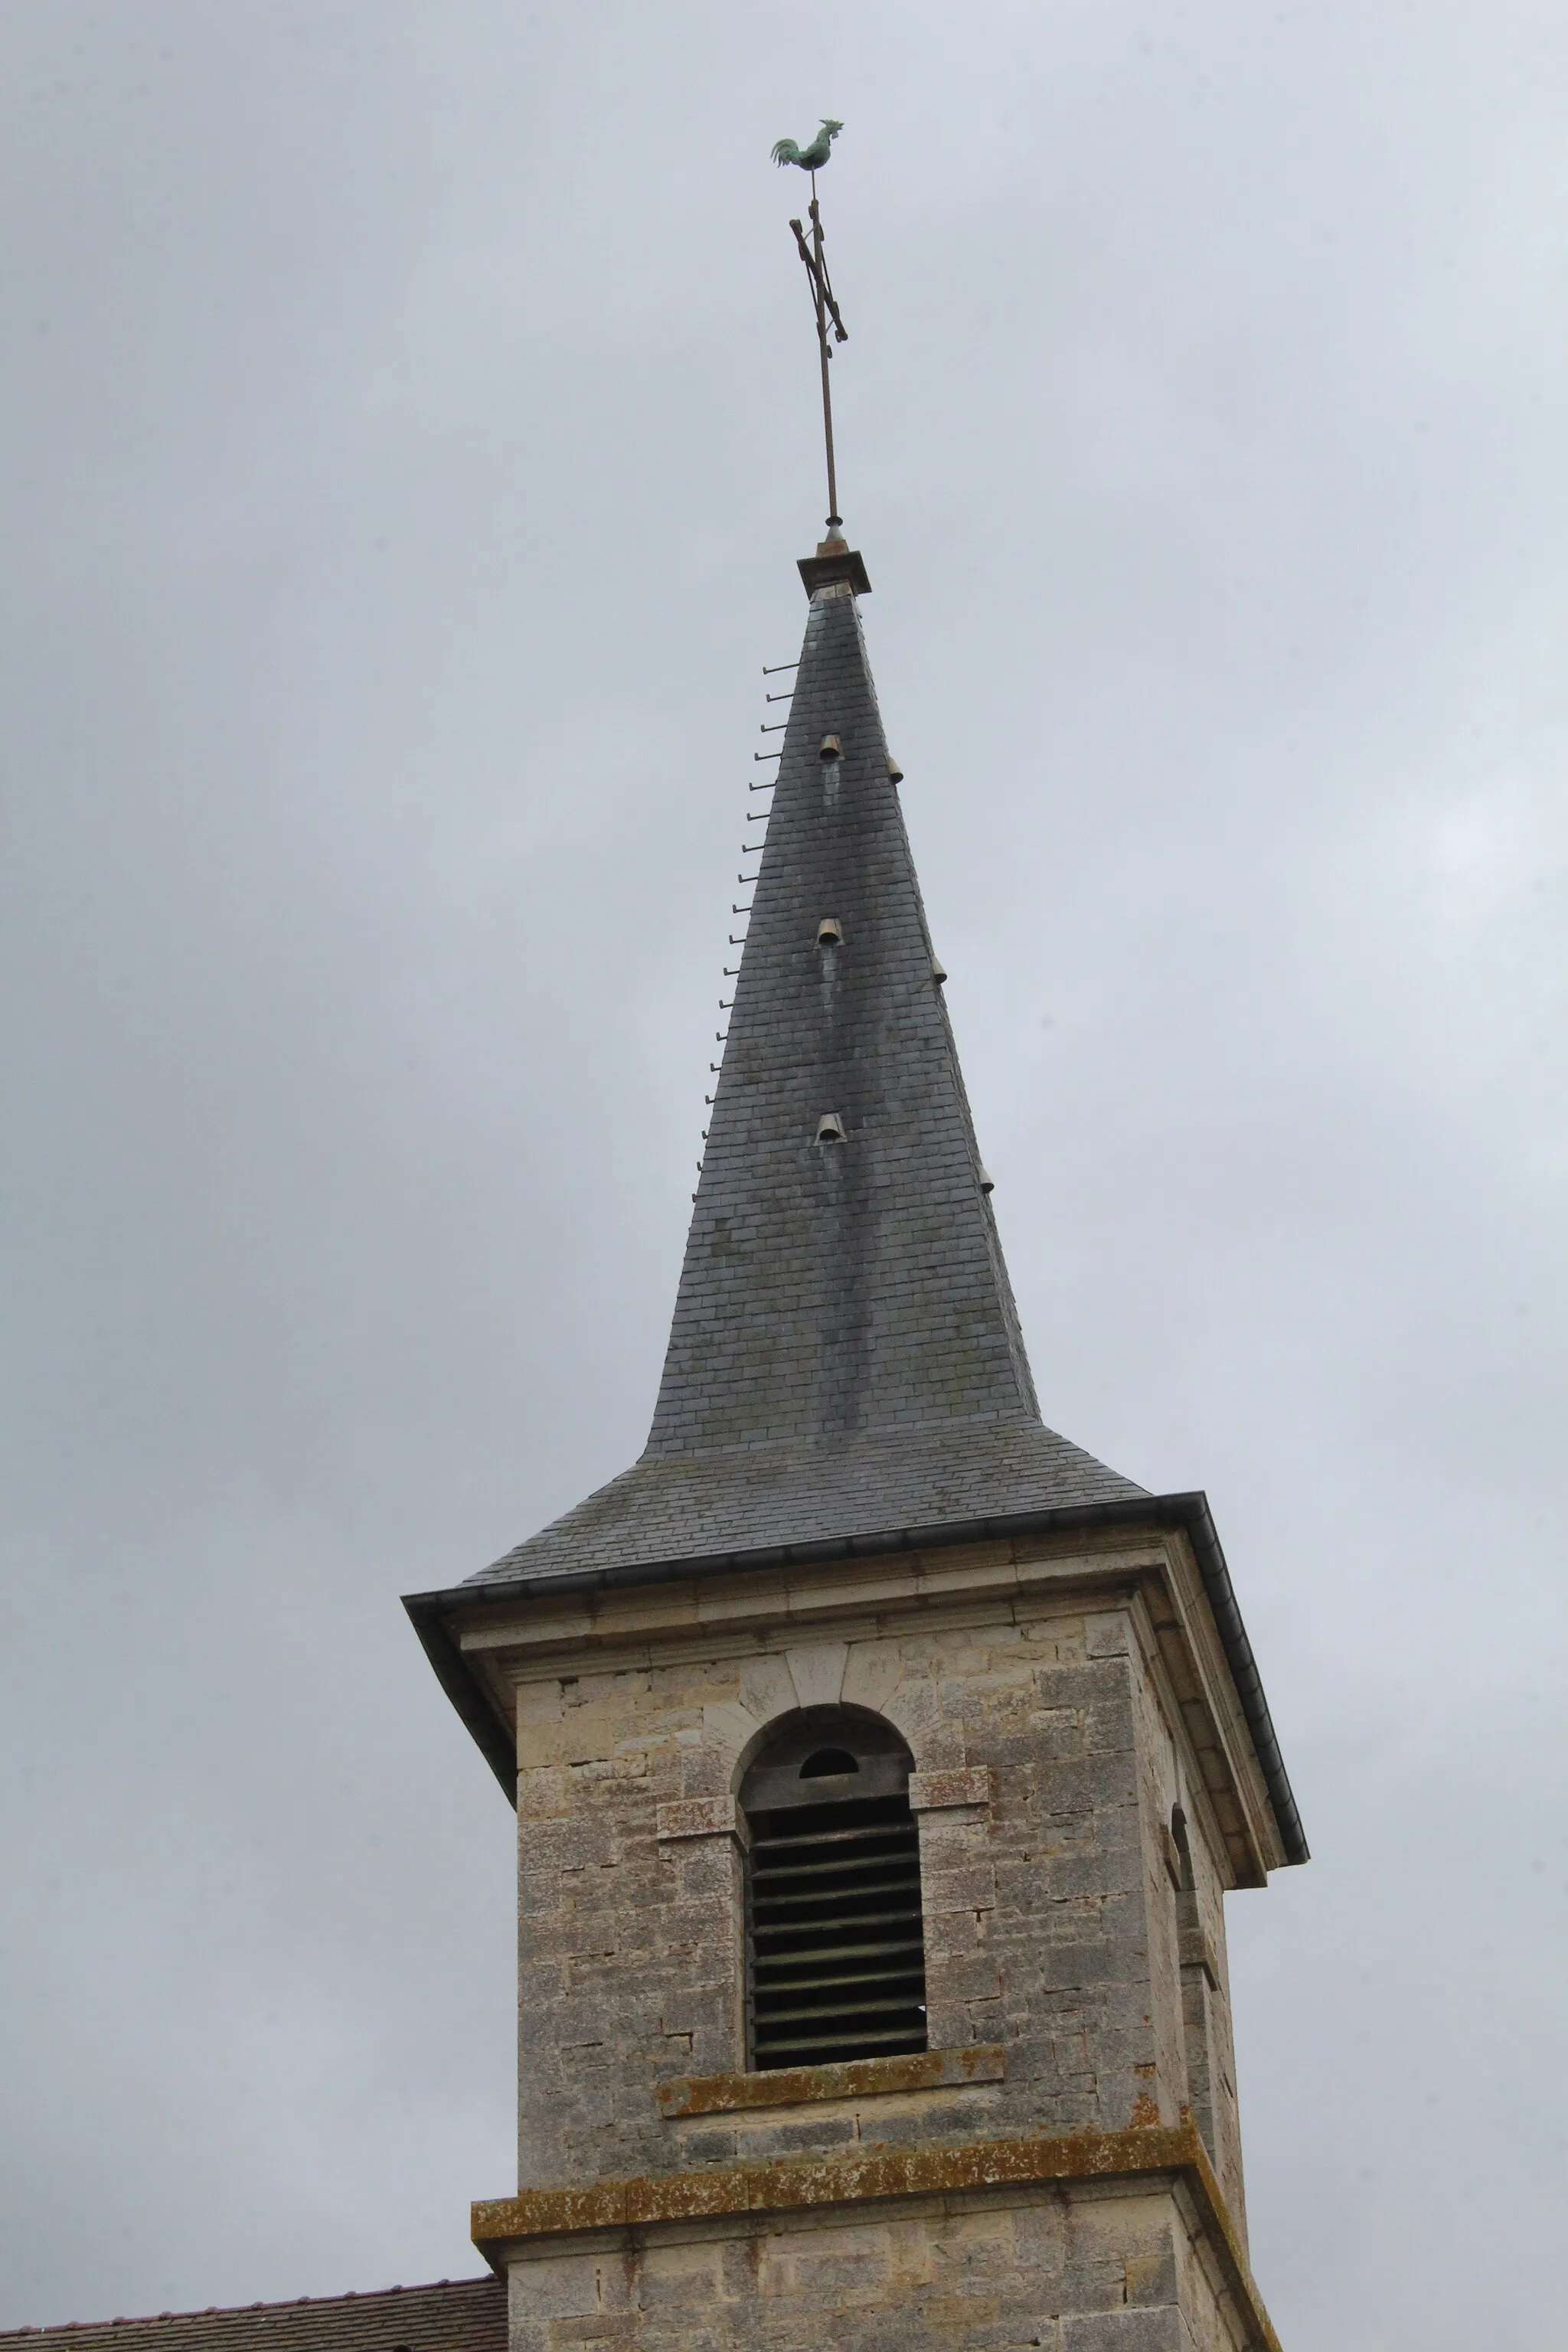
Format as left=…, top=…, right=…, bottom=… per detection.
left=798, top=542, right=871, bottom=597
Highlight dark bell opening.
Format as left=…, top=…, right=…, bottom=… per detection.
left=742, top=1712, right=925, bottom=2073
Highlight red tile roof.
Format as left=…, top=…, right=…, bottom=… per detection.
left=0, top=2278, right=506, bottom=2352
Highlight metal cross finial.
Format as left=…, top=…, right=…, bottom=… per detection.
left=784, top=175, right=849, bottom=536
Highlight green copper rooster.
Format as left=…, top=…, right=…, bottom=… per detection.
left=771, top=118, right=843, bottom=172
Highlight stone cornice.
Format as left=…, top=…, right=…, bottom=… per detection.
left=471, top=2122, right=1281, bottom=2352
left=443, top=1526, right=1286, bottom=1881
left=407, top=1492, right=1306, bottom=1873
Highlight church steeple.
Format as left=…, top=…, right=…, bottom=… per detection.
left=468, top=556, right=1144, bottom=1592
left=452, top=145, right=1152, bottom=1592
left=406, top=145, right=1306, bottom=2352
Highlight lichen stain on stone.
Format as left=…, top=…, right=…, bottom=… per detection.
left=471, top=2125, right=1283, bottom=2350
left=655, top=2044, right=1005, bottom=2118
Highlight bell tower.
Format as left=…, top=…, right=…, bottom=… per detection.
left=405, top=529, right=1306, bottom=2350
left=407, top=121, right=1303, bottom=2352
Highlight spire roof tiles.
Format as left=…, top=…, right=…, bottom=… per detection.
left=466, top=573, right=1142, bottom=1591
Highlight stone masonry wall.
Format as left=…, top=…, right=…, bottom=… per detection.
left=511, top=1577, right=1246, bottom=2241
left=1125, top=1626, right=1246, bottom=2226
left=504, top=2177, right=1261, bottom=2352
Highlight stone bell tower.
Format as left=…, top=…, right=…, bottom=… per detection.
left=406, top=534, right=1308, bottom=2352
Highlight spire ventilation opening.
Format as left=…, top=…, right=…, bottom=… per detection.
left=815, top=1112, right=847, bottom=1144
left=886, top=754, right=905, bottom=784
left=978, top=1165, right=995, bottom=1194
left=931, top=956, right=948, bottom=985
left=816, top=917, right=844, bottom=946
left=818, top=733, right=843, bottom=761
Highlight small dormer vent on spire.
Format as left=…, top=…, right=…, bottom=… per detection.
left=815, top=1112, right=847, bottom=1144
left=818, top=733, right=842, bottom=761
left=816, top=916, right=843, bottom=946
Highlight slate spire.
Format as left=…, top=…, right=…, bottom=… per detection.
left=472, top=554, right=1142, bottom=1589
left=648, top=576, right=1038, bottom=1452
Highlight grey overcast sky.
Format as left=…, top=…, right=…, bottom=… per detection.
left=1, top=5, right=1563, bottom=2347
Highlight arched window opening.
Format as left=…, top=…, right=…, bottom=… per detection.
left=739, top=1711, right=927, bottom=2072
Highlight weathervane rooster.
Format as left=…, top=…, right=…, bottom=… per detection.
left=770, top=116, right=850, bottom=534
left=771, top=118, right=843, bottom=172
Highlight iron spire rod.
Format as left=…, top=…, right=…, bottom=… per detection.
left=789, top=178, right=848, bottom=531
left=811, top=185, right=838, bottom=527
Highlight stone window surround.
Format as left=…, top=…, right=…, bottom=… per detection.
left=655, top=2043, right=1008, bottom=2119
left=652, top=1753, right=995, bottom=2107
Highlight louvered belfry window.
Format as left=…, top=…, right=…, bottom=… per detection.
left=740, top=1712, right=928, bottom=2071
